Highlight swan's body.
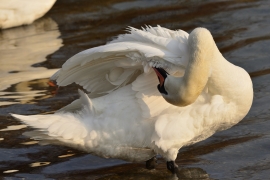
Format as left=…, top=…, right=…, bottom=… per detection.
left=12, top=26, right=253, bottom=168
left=0, top=0, right=56, bottom=29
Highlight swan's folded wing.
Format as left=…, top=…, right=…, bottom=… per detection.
left=51, top=26, right=189, bottom=96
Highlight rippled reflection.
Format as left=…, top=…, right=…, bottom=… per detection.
left=3, top=169, right=19, bottom=174
left=92, top=167, right=210, bottom=180
left=58, top=154, right=75, bottom=158
left=20, top=141, right=39, bottom=145
left=0, top=125, right=26, bottom=131
left=30, top=162, right=51, bottom=167
left=0, top=17, right=62, bottom=106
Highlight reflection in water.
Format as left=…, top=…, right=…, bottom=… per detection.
left=30, top=162, right=51, bottom=168
left=0, top=17, right=62, bottom=106
left=0, top=79, right=54, bottom=106
left=3, top=170, right=19, bottom=174
left=20, top=141, right=39, bottom=145
left=176, top=168, right=210, bottom=179
left=96, top=167, right=210, bottom=180
left=58, top=154, right=75, bottom=158
left=0, top=125, right=26, bottom=131
left=0, top=90, right=48, bottom=106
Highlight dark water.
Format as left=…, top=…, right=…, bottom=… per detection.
left=1, top=0, right=270, bottom=179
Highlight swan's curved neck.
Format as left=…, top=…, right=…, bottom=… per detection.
left=164, top=28, right=216, bottom=106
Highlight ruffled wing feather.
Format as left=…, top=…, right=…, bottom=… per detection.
left=51, top=26, right=189, bottom=97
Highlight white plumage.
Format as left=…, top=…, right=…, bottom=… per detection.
left=0, top=0, right=56, bottom=29
left=12, top=26, right=253, bottom=166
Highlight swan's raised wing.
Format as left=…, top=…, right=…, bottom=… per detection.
left=52, top=26, right=189, bottom=97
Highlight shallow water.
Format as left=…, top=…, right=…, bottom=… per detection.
left=1, top=0, right=270, bottom=179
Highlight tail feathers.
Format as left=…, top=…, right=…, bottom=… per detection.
left=23, top=130, right=53, bottom=141
left=10, top=91, right=96, bottom=147
left=22, top=130, right=88, bottom=152
left=11, top=113, right=88, bottom=148
left=11, top=114, right=50, bottom=129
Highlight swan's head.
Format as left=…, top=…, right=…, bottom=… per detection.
left=153, top=27, right=216, bottom=107
left=153, top=67, right=186, bottom=106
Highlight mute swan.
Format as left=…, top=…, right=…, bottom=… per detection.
left=11, top=26, right=253, bottom=173
left=0, top=0, right=56, bottom=29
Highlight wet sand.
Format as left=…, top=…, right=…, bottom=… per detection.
left=1, top=0, right=270, bottom=179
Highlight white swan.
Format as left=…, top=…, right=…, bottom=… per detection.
left=0, top=0, right=56, bottom=29
left=11, top=26, right=253, bottom=173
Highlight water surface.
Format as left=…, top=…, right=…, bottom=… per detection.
left=1, top=0, right=270, bottom=179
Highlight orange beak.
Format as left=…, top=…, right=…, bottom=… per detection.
left=153, top=68, right=165, bottom=86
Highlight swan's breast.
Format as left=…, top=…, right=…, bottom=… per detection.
left=208, top=58, right=253, bottom=121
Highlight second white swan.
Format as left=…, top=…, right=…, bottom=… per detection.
left=0, top=0, right=56, bottom=29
